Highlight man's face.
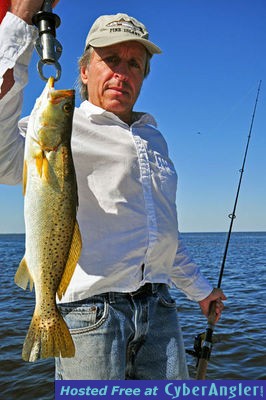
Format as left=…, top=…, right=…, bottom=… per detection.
left=80, top=41, right=147, bottom=124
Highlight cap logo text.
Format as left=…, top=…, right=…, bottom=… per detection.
left=106, top=18, right=144, bottom=37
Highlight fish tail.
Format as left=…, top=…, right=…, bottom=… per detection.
left=22, top=307, right=75, bottom=362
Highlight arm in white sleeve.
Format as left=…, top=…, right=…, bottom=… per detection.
left=171, top=233, right=213, bottom=302
left=0, top=12, right=37, bottom=184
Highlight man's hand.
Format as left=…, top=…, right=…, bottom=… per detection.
left=10, top=0, right=60, bottom=25
left=199, top=288, right=227, bottom=324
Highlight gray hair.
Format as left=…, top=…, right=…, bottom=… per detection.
left=78, top=46, right=151, bottom=101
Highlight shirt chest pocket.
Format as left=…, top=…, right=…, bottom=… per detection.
left=151, top=152, right=177, bottom=204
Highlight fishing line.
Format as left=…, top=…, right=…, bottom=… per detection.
left=211, top=81, right=260, bottom=136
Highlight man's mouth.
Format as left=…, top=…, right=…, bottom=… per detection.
left=107, top=87, right=129, bottom=95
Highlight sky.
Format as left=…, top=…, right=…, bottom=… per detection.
left=0, top=0, right=265, bottom=233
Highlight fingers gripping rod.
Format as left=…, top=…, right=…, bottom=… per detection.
left=32, top=0, right=62, bottom=81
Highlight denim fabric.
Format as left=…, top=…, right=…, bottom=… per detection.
left=55, top=284, right=189, bottom=380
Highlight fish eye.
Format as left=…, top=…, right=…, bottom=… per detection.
left=63, top=103, right=73, bottom=113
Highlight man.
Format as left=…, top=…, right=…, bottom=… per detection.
left=0, top=1, right=226, bottom=380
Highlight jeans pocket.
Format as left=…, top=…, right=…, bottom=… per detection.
left=58, top=298, right=109, bottom=334
left=158, top=287, right=177, bottom=309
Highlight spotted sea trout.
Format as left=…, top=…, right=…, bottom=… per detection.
left=15, top=77, right=82, bottom=362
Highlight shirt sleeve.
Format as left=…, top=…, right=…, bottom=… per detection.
left=171, top=233, right=213, bottom=302
left=0, top=12, right=37, bottom=184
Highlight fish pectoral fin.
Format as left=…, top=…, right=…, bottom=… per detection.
left=35, top=150, right=44, bottom=177
left=42, top=156, right=49, bottom=182
left=35, top=151, right=51, bottom=182
left=22, top=160, right=28, bottom=196
left=14, top=257, right=34, bottom=291
left=57, top=221, right=82, bottom=300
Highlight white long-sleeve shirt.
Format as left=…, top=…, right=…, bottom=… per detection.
left=0, top=12, right=212, bottom=303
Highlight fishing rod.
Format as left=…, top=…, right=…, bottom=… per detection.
left=217, top=80, right=262, bottom=288
left=194, top=79, right=262, bottom=380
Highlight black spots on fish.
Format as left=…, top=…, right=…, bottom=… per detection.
left=41, top=221, right=73, bottom=278
left=44, top=318, right=56, bottom=328
left=22, top=308, right=75, bottom=361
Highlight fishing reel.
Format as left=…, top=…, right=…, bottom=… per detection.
left=32, top=0, right=62, bottom=81
left=186, top=332, right=211, bottom=367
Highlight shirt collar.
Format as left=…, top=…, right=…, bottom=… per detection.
left=79, top=100, right=157, bottom=128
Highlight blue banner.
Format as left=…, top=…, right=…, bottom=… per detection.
left=55, top=380, right=265, bottom=400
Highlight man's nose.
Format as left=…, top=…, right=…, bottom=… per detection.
left=113, top=61, right=129, bottom=81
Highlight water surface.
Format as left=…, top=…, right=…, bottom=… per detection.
left=0, top=232, right=265, bottom=399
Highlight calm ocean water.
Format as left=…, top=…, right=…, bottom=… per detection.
left=0, top=232, right=265, bottom=399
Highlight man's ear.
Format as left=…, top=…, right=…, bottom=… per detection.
left=80, top=66, right=89, bottom=85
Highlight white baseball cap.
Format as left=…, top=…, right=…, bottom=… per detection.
left=85, top=13, right=162, bottom=55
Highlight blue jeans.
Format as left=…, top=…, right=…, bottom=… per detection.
left=55, top=284, right=189, bottom=380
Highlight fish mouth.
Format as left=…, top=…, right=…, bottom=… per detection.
left=47, top=77, right=75, bottom=103
left=48, top=77, right=55, bottom=88
left=49, top=89, right=75, bottom=104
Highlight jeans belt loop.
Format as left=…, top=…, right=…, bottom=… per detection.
left=152, top=283, right=160, bottom=294
left=130, top=283, right=160, bottom=297
left=108, top=292, right=116, bottom=304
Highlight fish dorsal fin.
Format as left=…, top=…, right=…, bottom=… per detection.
left=57, top=221, right=82, bottom=300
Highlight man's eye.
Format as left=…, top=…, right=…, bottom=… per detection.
left=129, top=60, right=140, bottom=69
left=105, top=56, right=119, bottom=65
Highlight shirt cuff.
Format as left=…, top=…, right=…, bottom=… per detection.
left=179, top=272, right=213, bottom=302
left=0, top=12, right=37, bottom=88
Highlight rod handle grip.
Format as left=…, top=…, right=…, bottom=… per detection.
left=196, top=358, right=208, bottom=380
left=208, top=300, right=217, bottom=325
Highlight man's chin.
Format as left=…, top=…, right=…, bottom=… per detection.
left=105, top=100, right=131, bottom=114
left=106, top=104, right=132, bottom=124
